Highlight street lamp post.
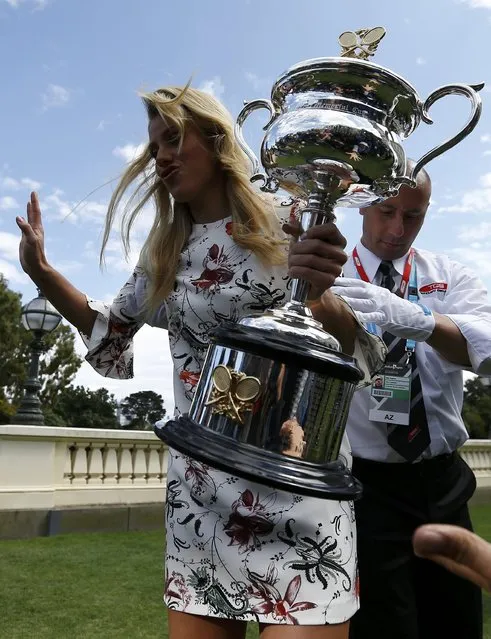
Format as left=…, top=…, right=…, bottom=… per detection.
left=13, top=289, right=62, bottom=426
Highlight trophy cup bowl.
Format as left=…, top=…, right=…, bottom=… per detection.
left=155, top=28, right=484, bottom=500
left=236, top=55, right=483, bottom=205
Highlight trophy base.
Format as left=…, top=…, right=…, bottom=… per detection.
left=156, top=415, right=363, bottom=501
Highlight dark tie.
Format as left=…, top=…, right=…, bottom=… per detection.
left=376, top=261, right=431, bottom=462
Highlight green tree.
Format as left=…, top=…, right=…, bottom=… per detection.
left=0, top=275, right=30, bottom=404
left=0, top=397, right=16, bottom=425
left=53, top=385, right=119, bottom=429
left=38, top=324, right=83, bottom=406
left=462, top=377, right=491, bottom=439
left=120, top=391, right=166, bottom=430
left=42, top=405, right=68, bottom=428
left=0, top=276, right=82, bottom=414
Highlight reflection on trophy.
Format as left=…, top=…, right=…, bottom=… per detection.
left=155, top=28, right=483, bottom=500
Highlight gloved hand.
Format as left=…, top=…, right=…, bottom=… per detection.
left=331, top=277, right=435, bottom=342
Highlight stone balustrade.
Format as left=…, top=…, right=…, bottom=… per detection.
left=460, top=439, right=491, bottom=490
left=0, top=426, right=489, bottom=537
left=0, top=425, right=168, bottom=511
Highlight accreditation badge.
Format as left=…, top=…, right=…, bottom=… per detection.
left=369, top=363, right=411, bottom=425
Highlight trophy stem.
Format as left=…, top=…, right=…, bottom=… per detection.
left=289, top=192, right=336, bottom=306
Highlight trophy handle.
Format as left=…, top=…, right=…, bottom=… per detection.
left=235, top=99, right=279, bottom=192
left=410, top=82, right=484, bottom=181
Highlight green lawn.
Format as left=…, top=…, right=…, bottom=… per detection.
left=0, top=506, right=490, bottom=638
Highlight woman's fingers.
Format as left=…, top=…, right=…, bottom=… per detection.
left=283, top=222, right=347, bottom=250
left=16, top=216, right=37, bottom=242
left=27, top=192, right=43, bottom=229
left=300, top=222, right=347, bottom=249
left=282, top=221, right=302, bottom=239
left=287, top=265, right=340, bottom=291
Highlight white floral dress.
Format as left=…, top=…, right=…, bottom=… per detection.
left=83, top=212, right=384, bottom=625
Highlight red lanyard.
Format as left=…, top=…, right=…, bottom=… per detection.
left=352, top=247, right=415, bottom=298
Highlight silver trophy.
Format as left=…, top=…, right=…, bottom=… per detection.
left=156, top=28, right=483, bottom=499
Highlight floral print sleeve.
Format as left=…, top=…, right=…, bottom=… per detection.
left=81, top=266, right=168, bottom=380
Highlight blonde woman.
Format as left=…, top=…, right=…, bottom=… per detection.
left=17, top=86, right=384, bottom=639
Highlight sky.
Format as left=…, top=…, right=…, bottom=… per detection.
left=1, top=0, right=491, bottom=411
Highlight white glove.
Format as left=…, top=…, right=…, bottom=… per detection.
left=331, top=278, right=436, bottom=342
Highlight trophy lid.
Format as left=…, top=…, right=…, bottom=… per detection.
left=274, top=55, right=418, bottom=99
left=270, top=27, right=420, bottom=138
left=271, top=32, right=420, bottom=138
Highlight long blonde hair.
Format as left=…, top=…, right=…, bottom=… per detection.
left=100, top=85, right=286, bottom=312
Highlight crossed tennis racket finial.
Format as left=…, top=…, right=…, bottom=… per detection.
left=339, top=27, right=386, bottom=60
left=205, top=365, right=261, bottom=424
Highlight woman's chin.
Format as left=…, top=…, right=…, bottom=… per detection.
left=167, top=194, right=184, bottom=204
left=169, top=188, right=193, bottom=204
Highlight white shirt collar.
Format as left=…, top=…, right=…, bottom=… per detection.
left=354, top=242, right=411, bottom=283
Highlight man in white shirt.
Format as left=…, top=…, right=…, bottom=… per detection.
left=332, top=163, right=491, bottom=639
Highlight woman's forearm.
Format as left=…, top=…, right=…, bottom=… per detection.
left=29, top=264, right=98, bottom=337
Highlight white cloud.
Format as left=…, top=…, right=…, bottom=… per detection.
left=41, top=189, right=107, bottom=224
left=457, top=222, right=491, bottom=242
left=112, top=142, right=146, bottom=163
left=101, top=237, right=143, bottom=273
left=0, top=231, right=20, bottom=261
left=481, top=134, right=491, bottom=143
left=0, top=258, right=27, bottom=285
left=50, top=259, right=85, bottom=274
left=0, top=196, right=19, bottom=210
left=480, top=173, right=491, bottom=188
left=2, top=177, right=20, bottom=189
left=245, top=72, right=261, bottom=90
left=437, top=173, right=491, bottom=213
left=78, top=200, right=107, bottom=222
left=461, top=0, right=491, bottom=7
left=416, top=57, right=426, bottom=65
left=41, top=84, right=71, bottom=110
left=2, top=176, right=42, bottom=191
left=21, top=177, right=41, bottom=190
left=244, top=71, right=271, bottom=92
left=198, top=76, right=225, bottom=100
left=97, top=120, right=105, bottom=131
left=88, top=197, right=156, bottom=274
left=84, top=240, right=98, bottom=261
left=4, top=0, right=48, bottom=8
left=41, top=189, right=72, bottom=219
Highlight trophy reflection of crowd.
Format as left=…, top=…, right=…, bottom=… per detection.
left=15, top=77, right=491, bottom=639
left=274, top=125, right=393, bottom=182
